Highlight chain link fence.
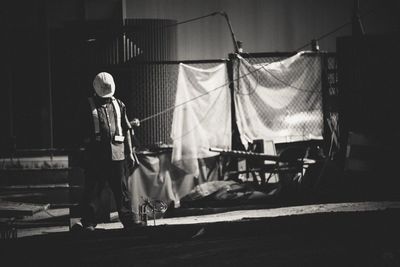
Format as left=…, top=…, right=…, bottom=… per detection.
left=231, top=53, right=325, bottom=144
left=111, top=53, right=337, bottom=150
left=113, top=61, right=225, bottom=147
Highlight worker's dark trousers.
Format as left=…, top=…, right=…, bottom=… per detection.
left=80, top=159, right=134, bottom=227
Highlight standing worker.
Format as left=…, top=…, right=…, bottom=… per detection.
left=76, top=72, right=140, bottom=231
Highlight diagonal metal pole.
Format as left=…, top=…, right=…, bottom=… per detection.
left=220, top=12, right=240, bottom=54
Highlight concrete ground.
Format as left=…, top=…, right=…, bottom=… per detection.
left=2, top=200, right=400, bottom=266
left=13, top=201, right=400, bottom=238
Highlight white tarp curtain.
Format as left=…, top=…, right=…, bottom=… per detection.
left=235, top=52, right=323, bottom=147
left=129, top=153, right=222, bottom=217
left=171, top=63, right=231, bottom=176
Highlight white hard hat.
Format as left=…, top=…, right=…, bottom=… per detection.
left=93, top=72, right=115, bottom=98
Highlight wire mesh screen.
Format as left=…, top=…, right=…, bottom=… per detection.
left=112, top=53, right=334, bottom=148
left=115, top=61, right=225, bottom=147
left=232, top=53, right=324, bottom=144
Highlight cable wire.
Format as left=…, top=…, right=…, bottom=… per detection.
left=139, top=57, right=290, bottom=123
left=136, top=4, right=384, bottom=124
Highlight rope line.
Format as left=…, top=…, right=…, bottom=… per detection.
left=139, top=59, right=285, bottom=123
left=137, top=4, right=383, bottom=124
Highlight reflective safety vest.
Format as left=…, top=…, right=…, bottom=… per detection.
left=88, top=96, right=125, bottom=142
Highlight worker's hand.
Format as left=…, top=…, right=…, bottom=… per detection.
left=131, top=118, right=140, bottom=127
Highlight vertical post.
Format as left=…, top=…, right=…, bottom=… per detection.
left=8, top=71, right=16, bottom=154
left=39, top=0, right=54, bottom=150
left=228, top=53, right=245, bottom=151
left=227, top=54, right=246, bottom=181
left=320, top=53, right=330, bottom=157
left=121, top=0, right=127, bottom=21
left=46, top=26, right=54, bottom=151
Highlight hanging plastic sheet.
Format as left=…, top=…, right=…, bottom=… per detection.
left=171, top=63, right=231, bottom=177
left=234, top=52, right=323, bottom=147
